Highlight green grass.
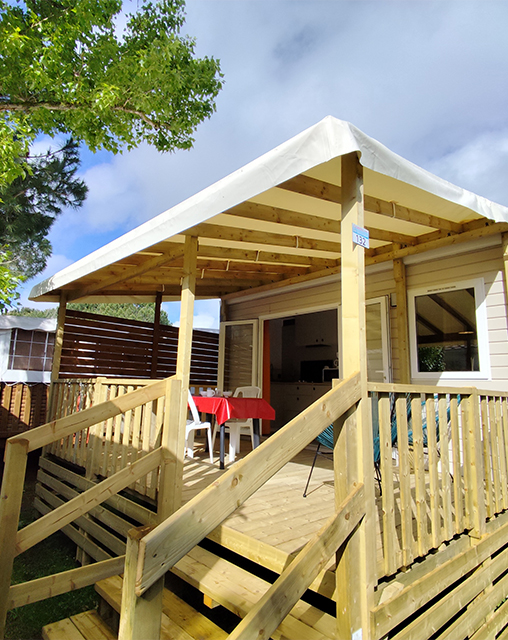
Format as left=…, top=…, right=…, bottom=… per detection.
left=4, top=459, right=100, bottom=640
left=6, top=529, right=99, bottom=640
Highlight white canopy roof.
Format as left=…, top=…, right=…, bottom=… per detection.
left=30, top=117, right=508, bottom=303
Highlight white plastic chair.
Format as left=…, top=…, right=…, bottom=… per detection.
left=186, top=391, right=213, bottom=463
left=212, top=386, right=261, bottom=462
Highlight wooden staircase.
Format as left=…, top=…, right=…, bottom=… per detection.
left=42, top=542, right=336, bottom=640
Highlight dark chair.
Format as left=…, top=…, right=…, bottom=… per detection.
left=303, top=425, right=334, bottom=497
left=303, top=392, right=399, bottom=497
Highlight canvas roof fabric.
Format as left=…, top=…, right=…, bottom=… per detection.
left=29, top=116, right=508, bottom=303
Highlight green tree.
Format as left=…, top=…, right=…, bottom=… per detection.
left=0, top=138, right=87, bottom=279
left=0, top=0, right=223, bottom=187
left=10, top=302, right=172, bottom=325
left=0, top=250, right=24, bottom=313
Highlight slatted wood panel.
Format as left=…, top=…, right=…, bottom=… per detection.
left=0, top=383, right=49, bottom=441
left=371, top=387, right=475, bottom=577
left=60, top=310, right=219, bottom=386
left=48, top=379, right=163, bottom=498
left=480, top=392, right=508, bottom=518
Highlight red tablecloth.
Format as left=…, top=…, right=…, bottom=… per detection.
left=192, top=396, right=275, bottom=425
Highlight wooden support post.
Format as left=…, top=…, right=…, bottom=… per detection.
left=177, top=236, right=198, bottom=390
left=335, top=152, right=375, bottom=639
left=0, top=439, right=29, bottom=639
left=118, top=527, right=164, bottom=640
left=157, top=377, right=183, bottom=520
left=176, top=236, right=198, bottom=439
left=393, top=258, right=411, bottom=384
left=150, top=291, right=163, bottom=378
left=47, top=292, right=67, bottom=420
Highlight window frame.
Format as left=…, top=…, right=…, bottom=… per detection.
left=8, top=328, right=55, bottom=373
left=408, top=277, right=491, bottom=381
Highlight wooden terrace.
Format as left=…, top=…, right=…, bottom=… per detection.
left=3, top=121, right=508, bottom=638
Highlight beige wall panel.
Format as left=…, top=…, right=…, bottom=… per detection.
left=226, top=242, right=508, bottom=389
left=489, top=329, right=508, bottom=343
left=228, top=270, right=394, bottom=323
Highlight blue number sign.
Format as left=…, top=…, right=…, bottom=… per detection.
left=352, top=224, right=369, bottom=249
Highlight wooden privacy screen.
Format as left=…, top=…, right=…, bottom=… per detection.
left=59, top=310, right=219, bottom=385
left=0, top=383, right=49, bottom=441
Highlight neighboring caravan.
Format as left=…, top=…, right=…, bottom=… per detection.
left=0, top=316, right=56, bottom=384
left=2, top=117, right=508, bottom=639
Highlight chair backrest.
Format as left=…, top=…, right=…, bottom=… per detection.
left=187, top=390, right=200, bottom=423
left=233, top=386, right=261, bottom=398
left=316, top=425, right=334, bottom=450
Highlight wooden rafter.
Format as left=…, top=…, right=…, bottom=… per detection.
left=197, top=245, right=338, bottom=268
left=185, top=223, right=341, bottom=253
left=223, top=220, right=508, bottom=302
left=227, top=201, right=417, bottom=246
left=150, top=257, right=308, bottom=277
left=68, top=244, right=186, bottom=302
left=278, top=174, right=464, bottom=233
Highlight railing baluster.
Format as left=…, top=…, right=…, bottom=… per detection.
left=378, top=393, right=398, bottom=575
left=480, top=395, right=494, bottom=518
left=495, top=397, right=508, bottom=511
left=450, top=394, right=464, bottom=535
left=396, top=394, right=414, bottom=566
left=488, top=396, right=501, bottom=514
left=439, top=394, right=453, bottom=542
left=426, top=395, right=440, bottom=548
left=411, top=393, right=428, bottom=556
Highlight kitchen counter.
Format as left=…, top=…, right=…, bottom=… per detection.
left=270, top=381, right=332, bottom=431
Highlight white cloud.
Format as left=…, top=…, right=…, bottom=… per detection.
left=427, top=130, right=508, bottom=207
left=24, top=1, right=508, bottom=328
left=164, top=299, right=220, bottom=330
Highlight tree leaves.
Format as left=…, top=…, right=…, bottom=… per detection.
left=0, top=138, right=88, bottom=279
left=0, top=0, right=223, bottom=185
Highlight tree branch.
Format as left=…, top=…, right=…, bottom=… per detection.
left=0, top=101, right=169, bottom=131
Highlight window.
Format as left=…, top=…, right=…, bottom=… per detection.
left=8, top=329, right=55, bottom=372
left=408, top=279, right=490, bottom=380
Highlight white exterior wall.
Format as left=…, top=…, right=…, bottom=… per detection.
left=225, top=236, right=508, bottom=392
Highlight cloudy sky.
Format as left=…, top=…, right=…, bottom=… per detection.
left=21, top=1, right=508, bottom=328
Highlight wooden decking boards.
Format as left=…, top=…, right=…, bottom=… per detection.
left=42, top=610, right=116, bottom=640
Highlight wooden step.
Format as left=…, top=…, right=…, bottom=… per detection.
left=42, top=610, right=115, bottom=640
left=172, top=545, right=336, bottom=640
left=96, top=575, right=228, bottom=640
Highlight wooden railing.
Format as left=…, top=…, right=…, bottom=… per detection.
left=130, top=373, right=363, bottom=633
left=370, top=383, right=508, bottom=579
left=0, top=383, right=49, bottom=442
left=48, top=378, right=163, bottom=497
left=0, top=375, right=181, bottom=639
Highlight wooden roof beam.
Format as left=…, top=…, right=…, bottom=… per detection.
left=224, top=220, right=508, bottom=302
left=366, top=220, right=508, bottom=265
left=186, top=223, right=341, bottom=253
left=157, top=257, right=309, bottom=276
left=198, top=245, right=338, bottom=268
left=67, top=244, right=186, bottom=302
left=226, top=201, right=416, bottom=246
left=278, top=174, right=464, bottom=233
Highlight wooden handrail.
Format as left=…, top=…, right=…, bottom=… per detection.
left=8, top=556, right=125, bottom=610
left=7, top=376, right=173, bottom=452
left=368, top=381, right=480, bottom=396
left=228, top=483, right=365, bottom=640
left=135, top=371, right=362, bottom=595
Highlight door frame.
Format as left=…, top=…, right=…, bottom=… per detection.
left=217, top=319, right=260, bottom=390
